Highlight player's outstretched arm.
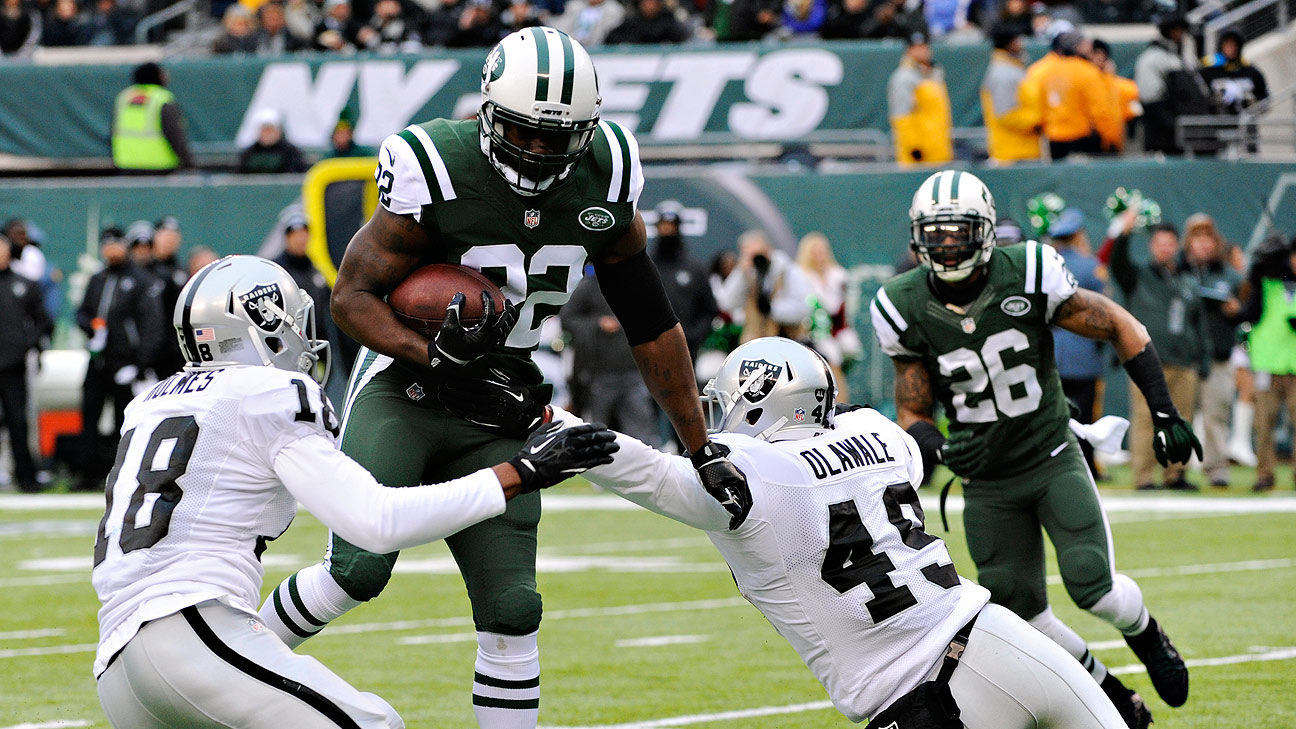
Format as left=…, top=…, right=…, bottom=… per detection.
left=1053, top=288, right=1201, bottom=465
left=332, top=206, right=434, bottom=368
left=273, top=424, right=616, bottom=554
left=893, top=358, right=948, bottom=476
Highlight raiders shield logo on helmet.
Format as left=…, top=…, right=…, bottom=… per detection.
left=738, top=359, right=783, bottom=403
left=238, top=283, right=285, bottom=333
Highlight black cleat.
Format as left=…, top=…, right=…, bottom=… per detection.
left=1125, top=616, right=1189, bottom=707
left=1101, top=673, right=1153, bottom=729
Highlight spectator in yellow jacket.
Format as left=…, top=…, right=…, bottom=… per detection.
left=888, top=32, right=954, bottom=166
left=1092, top=38, right=1141, bottom=151
left=1036, top=31, right=1123, bottom=159
left=982, top=24, right=1043, bottom=163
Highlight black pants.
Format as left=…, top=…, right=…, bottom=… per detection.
left=1061, top=377, right=1100, bottom=479
left=0, top=365, right=37, bottom=489
left=1049, top=134, right=1102, bottom=160
left=80, top=361, right=133, bottom=480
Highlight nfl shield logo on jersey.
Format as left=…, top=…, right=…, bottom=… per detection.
left=524, top=209, right=541, bottom=228
left=406, top=383, right=426, bottom=401
left=961, top=317, right=976, bottom=334
left=237, top=283, right=285, bottom=333
left=738, top=359, right=783, bottom=403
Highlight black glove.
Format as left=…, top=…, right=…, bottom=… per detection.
left=436, top=369, right=548, bottom=438
left=1151, top=412, right=1203, bottom=467
left=938, top=428, right=991, bottom=478
left=508, top=422, right=619, bottom=493
left=427, top=292, right=518, bottom=374
left=690, top=441, right=753, bottom=530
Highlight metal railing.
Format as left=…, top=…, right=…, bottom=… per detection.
left=134, top=0, right=206, bottom=46
left=1201, top=0, right=1294, bottom=54
left=1177, top=85, right=1296, bottom=156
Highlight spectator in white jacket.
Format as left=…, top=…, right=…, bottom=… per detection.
left=716, top=230, right=812, bottom=343
left=550, top=0, right=626, bottom=46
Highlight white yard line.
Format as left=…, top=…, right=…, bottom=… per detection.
left=0, top=643, right=97, bottom=659
left=615, top=635, right=709, bottom=648
left=539, top=647, right=1296, bottom=729
left=0, top=628, right=64, bottom=640
left=0, top=722, right=92, bottom=729
left=0, top=575, right=84, bottom=588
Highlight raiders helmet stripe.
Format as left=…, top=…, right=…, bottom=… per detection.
left=531, top=27, right=550, bottom=102
left=179, top=257, right=222, bottom=363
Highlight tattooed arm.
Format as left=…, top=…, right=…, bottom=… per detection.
left=893, top=358, right=936, bottom=430
left=1051, top=288, right=1150, bottom=362
left=331, top=206, right=432, bottom=368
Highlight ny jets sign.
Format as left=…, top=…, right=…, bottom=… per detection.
left=236, top=49, right=845, bottom=149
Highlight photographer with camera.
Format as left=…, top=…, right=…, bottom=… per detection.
left=1241, top=233, right=1296, bottom=491
left=715, top=230, right=812, bottom=344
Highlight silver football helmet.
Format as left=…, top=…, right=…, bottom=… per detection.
left=702, top=337, right=837, bottom=442
left=173, top=255, right=329, bottom=383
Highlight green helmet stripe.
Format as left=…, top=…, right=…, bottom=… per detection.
left=949, top=170, right=962, bottom=203
left=531, top=27, right=550, bottom=102
left=558, top=31, right=575, bottom=105
left=398, top=129, right=444, bottom=203
left=930, top=171, right=943, bottom=205
left=607, top=122, right=633, bottom=202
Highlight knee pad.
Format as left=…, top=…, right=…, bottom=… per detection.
left=977, top=564, right=1045, bottom=620
left=328, top=548, right=398, bottom=602
left=1057, top=544, right=1113, bottom=609
left=482, top=585, right=543, bottom=635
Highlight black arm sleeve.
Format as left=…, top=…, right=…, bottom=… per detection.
left=1123, top=342, right=1179, bottom=420
left=593, top=249, right=680, bottom=346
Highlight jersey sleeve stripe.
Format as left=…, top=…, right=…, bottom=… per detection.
left=558, top=31, right=576, bottom=105
left=600, top=120, right=625, bottom=202
left=1033, top=240, right=1045, bottom=294
left=875, top=287, right=909, bottom=332
left=606, top=122, right=635, bottom=202
left=531, top=27, right=550, bottom=102
left=870, top=299, right=921, bottom=358
left=402, top=125, right=456, bottom=202
left=1024, top=240, right=1038, bottom=294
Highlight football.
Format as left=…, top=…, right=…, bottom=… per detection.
left=388, top=263, right=506, bottom=337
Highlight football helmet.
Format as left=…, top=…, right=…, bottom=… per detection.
left=479, top=26, right=601, bottom=195
left=909, top=170, right=997, bottom=282
left=702, top=337, right=837, bottom=442
left=174, top=255, right=329, bottom=383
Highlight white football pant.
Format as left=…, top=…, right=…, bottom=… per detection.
left=947, top=604, right=1127, bottom=729
left=97, top=600, right=403, bottom=729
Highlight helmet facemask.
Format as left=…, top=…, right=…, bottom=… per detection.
left=479, top=103, right=597, bottom=195
left=911, top=213, right=996, bottom=282
left=250, top=291, right=331, bottom=385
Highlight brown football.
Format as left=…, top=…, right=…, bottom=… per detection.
left=388, top=263, right=506, bottom=337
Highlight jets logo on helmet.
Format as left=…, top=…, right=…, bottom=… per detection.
left=479, top=27, right=601, bottom=195
left=909, top=170, right=997, bottom=282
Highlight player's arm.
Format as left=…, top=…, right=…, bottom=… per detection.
left=593, top=212, right=705, bottom=451
left=332, top=205, right=433, bottom=368
left=594, top=213, right=753, bottom=529
left=1052, top=288, right=1201, bottom=464
left=892, top=358, right=946, bottom=474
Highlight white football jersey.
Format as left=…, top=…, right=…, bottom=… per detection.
left=572, top=407, right=990, bottom=722
left=92, top=366, right=340, bottom=677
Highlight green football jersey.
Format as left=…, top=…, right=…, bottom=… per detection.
left=374, top=117, right=643, bottom=384
left=871, top=242, right=1079, bottom=479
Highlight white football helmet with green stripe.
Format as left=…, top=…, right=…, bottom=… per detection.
left=479, top=26, right=601, bottom=195
left=909, top=170, right=997, bottom=282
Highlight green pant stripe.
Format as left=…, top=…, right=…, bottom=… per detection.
left=287, top=574, right=326, bottom=627
left=272, top=587, right=321, bottom=639
left=474, top=672, right=540, bottom=689
left=473, top=696, right=540, bottom=710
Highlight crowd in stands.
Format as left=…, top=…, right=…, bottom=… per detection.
left=0, top=0, right=1181, bottom=55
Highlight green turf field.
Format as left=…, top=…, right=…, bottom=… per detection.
left=2, top=470, right=1294, bottom=729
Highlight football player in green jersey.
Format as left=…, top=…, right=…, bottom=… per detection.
left=870, top=170, right=1201, bottom=729
left=258, top=27, right=751, bottom=729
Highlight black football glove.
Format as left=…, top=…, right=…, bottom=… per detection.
left=427, top=292, right=518, bottom=374
left=508, top=422, right=619, bottom=493
left=436, top=369, right=548, bottom=439
left=938, top=428, right=989, bottom=478
left=690, top=441, right=753, bottom=530
left=1151, top=411, right=1203, bottom=467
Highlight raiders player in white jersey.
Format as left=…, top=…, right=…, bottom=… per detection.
left=549, top=337, right=1127, bottom=728
left=92, top=255, right=616, bottom=729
